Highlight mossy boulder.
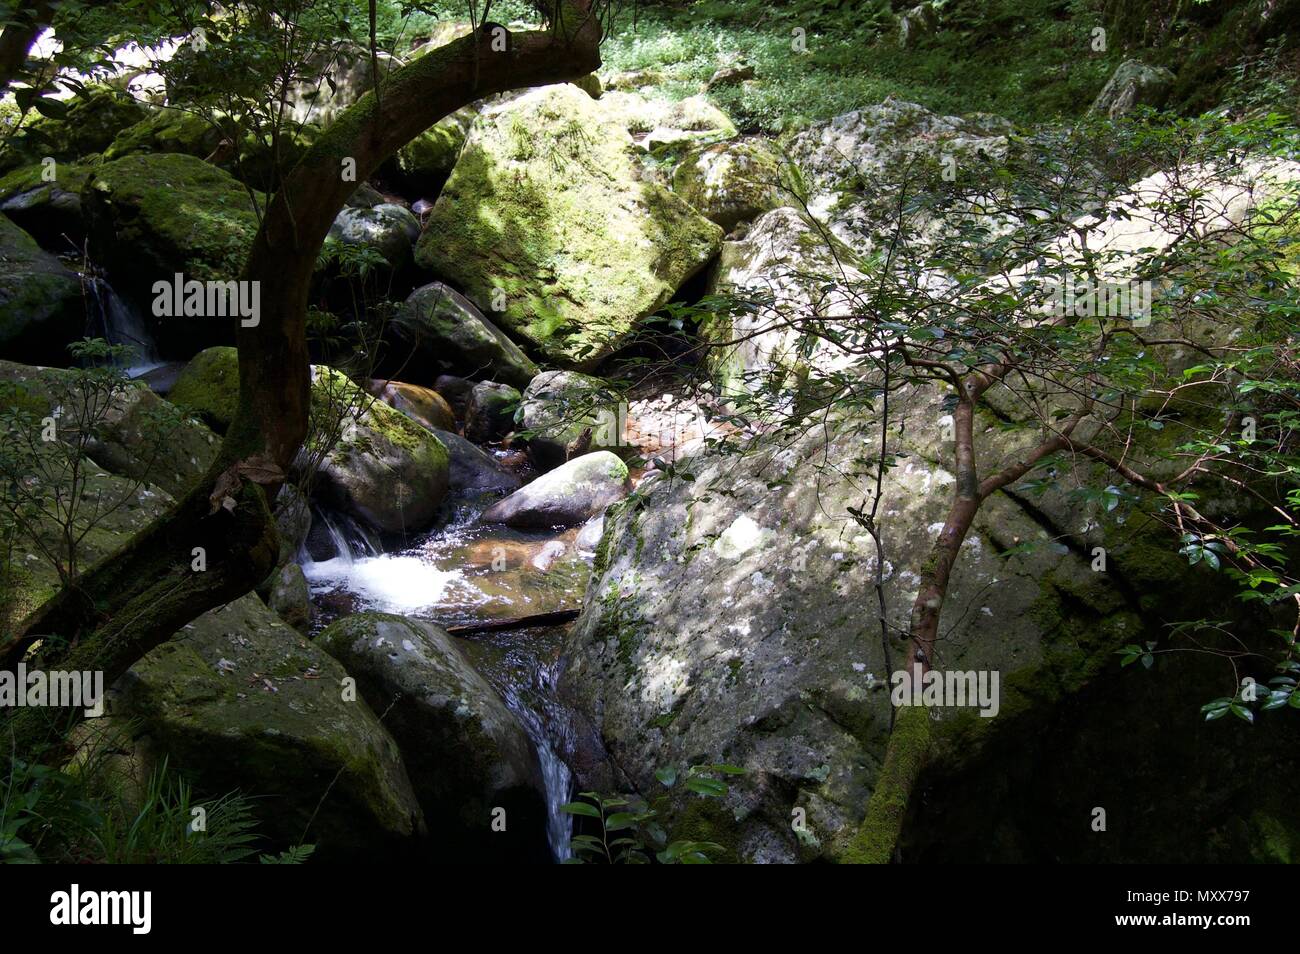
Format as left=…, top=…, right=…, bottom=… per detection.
left=0, top=359, right=220, bottom=496
left=0, top=216, right=84, bottom=365
left=672, top=137, right=795, bottom=232
left=308, top=366, right=450, bottom=534
left=0, top=162, right=94, bottom=247
left=386, top=108, right=473, bottom=195
left=168, top=348, right=451, bottom=532
left=0, top=87, right=148, bottom=173
left=393, top=282, right=538, bottom=389
left=316, top=612, right=549, bottom=863
left=82, top=153, right=259, bottom=351
left=104, top=108, right=224, bottom=163
left=0, top=359, right=221, bottom=631
left=414, top=85, right=723, bottom=368
left=108, top=593, right=424, bottom=858
left=482, top=451, right=630, bottom=530
left=167, top=345, right=241, bottom=431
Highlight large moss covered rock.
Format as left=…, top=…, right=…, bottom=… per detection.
left=168, top=348, right=451, bottom=533
left=393, top=282, right=538, bottom=389
left=104, top=108, right=224, bottom=163
left=309, top=366, right=450, bottom=534
left=0, top=216, right=84, bottom=365
left=387, top=108, right=473, bottom=195
left=0, top=163, right=94, bottom=248
left=556, top=385, right=1266, bottom=862
left=0, top=360, right=219, bottom=628
left=167, top=345, right=241, bottom=431
left=414, top=85, right=723, bottom=368
left=672, top=137, right=795, bottom=232
left=317, top=612, right=549, bottom=863
left=82, top=153, right=259, bottom=350
left=109, top=594, right=424, bottom=858
left=0, top=86, right=148, bottom=172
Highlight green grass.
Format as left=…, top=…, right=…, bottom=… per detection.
left=599, top=0, right=1132, bottom=133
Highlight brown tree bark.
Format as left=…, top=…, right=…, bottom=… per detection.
left=0, top=1, right=53, bottom=96
left=843, top=375, right=1086, bottom=863
left=3, top=4, right=603, bottom=752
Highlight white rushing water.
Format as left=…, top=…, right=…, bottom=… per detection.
left=299, top=503, right=578, bottom=860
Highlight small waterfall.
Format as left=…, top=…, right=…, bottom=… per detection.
left=312, top=509, right=381, bottom=565
left=84, top=278, right=162, bottom=378
left=535, top=660, right=576, bottom=862
left=465, top=625, right=576, bottom=862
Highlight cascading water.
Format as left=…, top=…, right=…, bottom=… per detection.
left=85, top=277, right=164, bottom=378
left=467, top=629, right=575, bottom=861
left=297, top=495, right=589, bottom=861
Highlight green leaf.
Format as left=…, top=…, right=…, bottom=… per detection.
left=685, top=777, right=727, bottom=797
left=654, top=766, right=678, bottom=788
left=560, top=801, right=601, bottom=818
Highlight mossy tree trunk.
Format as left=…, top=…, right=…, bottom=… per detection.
left=845, top=368, right=1087, bottom=863
left=2, top=4, right=604, bottom=754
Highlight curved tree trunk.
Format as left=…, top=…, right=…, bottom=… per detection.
left=3, top=4, right=603, bottom=753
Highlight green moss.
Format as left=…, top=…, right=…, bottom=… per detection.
left=0, top=86, right=147, bottom=172
left=414, top=85, right=721, bottom=367
left=168, top=346, right=241, bottom=431
left=669, top=795, right=741, bottom=864
left=840, top=703, right=931, bottom=864
left=84, top=153, right=261, bottom=287
left=105, top=110, right=223, bottom=163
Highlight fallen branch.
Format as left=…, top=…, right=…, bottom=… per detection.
left=445, top=609, right=580, bottom=636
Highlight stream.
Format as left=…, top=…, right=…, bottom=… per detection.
left=299, top=493, right=592, bottom=862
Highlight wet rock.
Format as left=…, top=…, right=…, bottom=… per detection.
left=394, top=282, right=537, bottom=389
left=434, top=428, right=522, bottom=495
left=316, top=612, right=549, bottom=863
left=368, top=378, right=456, bottom=432
left=482, top=451, right=630, bottom=530
left=434, top=374, right=475, bottom=419
left=464, top=380, right=521, bottom=444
